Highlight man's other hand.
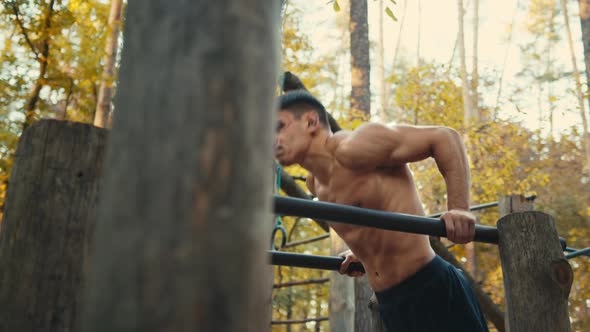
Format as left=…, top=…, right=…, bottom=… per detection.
left=338, top=249, right=365, bottom=277
left=441, top=209, right=476, bottom=244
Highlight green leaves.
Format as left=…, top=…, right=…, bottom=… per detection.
left=385, top=7, right=397, bottom=21
left=333, top=0, right=340, bottom=12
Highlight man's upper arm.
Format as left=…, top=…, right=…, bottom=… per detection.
left=334, top=123, right=457, bottom=169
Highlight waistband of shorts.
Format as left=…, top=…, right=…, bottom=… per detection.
left=375, top=255, right=449, bottom=302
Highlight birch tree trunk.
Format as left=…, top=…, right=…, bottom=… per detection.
left=457, top=0, right=473, bottom=127
left=81, top=0, right=279, bottom=331
left=378, top=0, right=388, bottom=120
left=93, top=0, right=123, bottom=128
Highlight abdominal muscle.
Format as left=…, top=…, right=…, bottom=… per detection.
left=320, top=165, right=436, bottom=292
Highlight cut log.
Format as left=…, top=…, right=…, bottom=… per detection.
left=0, top=120, right=107, bottom=332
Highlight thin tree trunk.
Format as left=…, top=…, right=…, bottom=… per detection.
left=458, top=0, right=473, bottom=127
left=94, top=0, right=123, bottom=128
left=350, top=0, right=371, bottom=118
left=471, top=0, right=479, bottom=119
left=495, top=0, right=519, bottom=118
left=547, top=0, right=557, bottom=136
left=392, top=0, right=408, bottom=70
left=21, top=0, right=56, bottom=131
left=579, top=0, right=590, bottom=114
left=350, top=2, right=377, bottom=330
left=378, top=0, right=388, bottom=119
left=464, top=0, right=479, bottom=277
left=562, top=0, right=590, bottom=170
left=417, top=0, right=422, bottom=66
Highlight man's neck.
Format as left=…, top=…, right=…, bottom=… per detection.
left=300, top=130, right=333, bottom=183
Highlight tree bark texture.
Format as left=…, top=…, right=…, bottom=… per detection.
left=498, top=212, right=572, bottom=332
left=0, top=120, right=107, bottom=332
left=81, top=1, right=279, bottom=331
left=562, top=0, right=590, bottom=171
left=350, top=0, right=371, bottom=118
left=94, top=0, right=124, bottom=128
left=578, top=0, right=590, bottom=114
left=329, top=229, right=355, bottom=332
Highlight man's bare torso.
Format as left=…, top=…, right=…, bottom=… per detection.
left=308, top=134, right=435, bottom=291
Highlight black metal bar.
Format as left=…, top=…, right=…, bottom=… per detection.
left=282, top=233, right=330, bottom=249
left=269, top=250, right=365, bottom=273
left=565, top=247, right=590, bottom=259
left=274, top=195, right=499, bottom=244
left=273, top=278, right=330, bottom=289
left=271, top=317, right=329, bottom=325
left=273, top=196, right=567, bottom=250
left=428, top=194, right=537, bottom=218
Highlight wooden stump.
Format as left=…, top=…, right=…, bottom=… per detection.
left=0, top=120, right=107, bottom=332
left=498, top=211, right=573, bottom=332
left=81, top=0, right=279, bottom=331
left=330, top=230, right=354, bottom=332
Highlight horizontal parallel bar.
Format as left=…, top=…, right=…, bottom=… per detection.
left=428, top=195, right=537, bottom=218
left=273, top=278, right=330, bottom=289
left=282, top=234, right=330, bottom=249
left=565, top=247, right=590, bottom=259
left=271, top=317, right=329, bottom=325
left=269, top=251, right=365, bottom=273
left=273, top=196, right=566, bottom=250
left=274, top=196, right=498, bottom=244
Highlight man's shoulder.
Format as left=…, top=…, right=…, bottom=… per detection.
left=326, top=130, right=350, bottom=153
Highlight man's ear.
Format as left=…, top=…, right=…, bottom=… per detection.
left=304, top=112, right=320, bottom=132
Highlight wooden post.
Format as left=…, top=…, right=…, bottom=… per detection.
left=81, top=0, right=279, bottom=331
left=330, top=230, right=354, bottom=332
left=0, top=120, right=107, bottom=332
left=498, top=194, right=535, bottom=218
left=498, top=204, right=573, bottom=331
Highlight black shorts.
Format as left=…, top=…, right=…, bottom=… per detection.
left=375, top=255, right=489, bottom=332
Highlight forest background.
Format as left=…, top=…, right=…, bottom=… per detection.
left=0, top=0, right=589, bottom=331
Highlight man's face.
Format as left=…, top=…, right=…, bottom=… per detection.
left=274, top=111, right=313, bottom=165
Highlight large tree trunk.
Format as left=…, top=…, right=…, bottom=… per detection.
left=350, top=0, right=371, bottom=118
left=81, top=0, right=279, bottom=331
left=562, top=0, right=590, bottom=171
left=93, top=0, right=124, bottom=128
left=0, top=121, right=107, bottom=332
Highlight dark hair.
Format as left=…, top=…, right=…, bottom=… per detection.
left=278, top=90, right=329, bottom=128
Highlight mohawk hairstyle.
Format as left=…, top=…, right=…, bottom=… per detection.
left=278, top=90, right=330, bottom=128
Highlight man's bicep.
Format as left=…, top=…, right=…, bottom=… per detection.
left=387, top=125, right=441, bottom=165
